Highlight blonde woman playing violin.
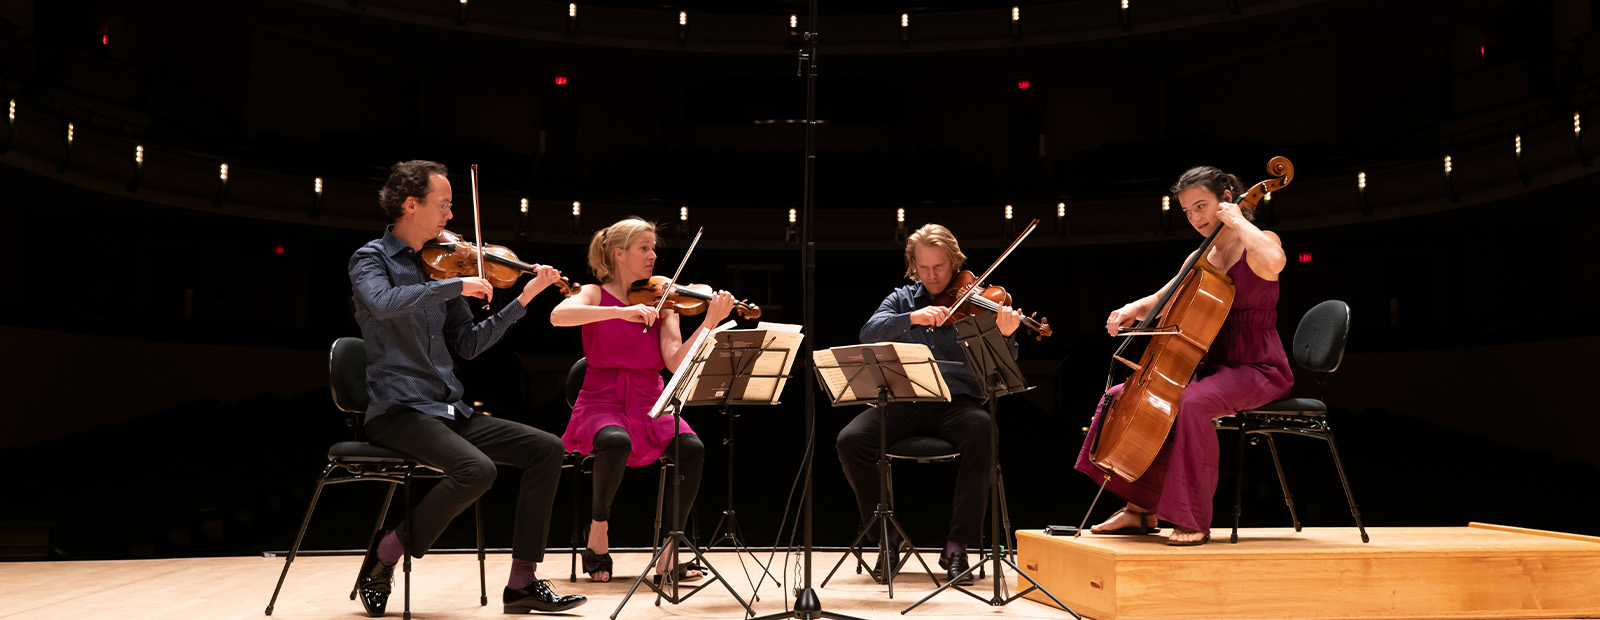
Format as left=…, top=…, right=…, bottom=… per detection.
left=550, top=217, right=735, bottom=583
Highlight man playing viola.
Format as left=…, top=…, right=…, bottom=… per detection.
left=347, top=160, right=584, bottom=616
left=836, top=223, right=1024, bottom=585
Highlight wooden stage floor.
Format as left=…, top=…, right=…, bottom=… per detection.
left=3, top=525, right=1598, bottom=620
left=0, top=548, right=1070, bottom=620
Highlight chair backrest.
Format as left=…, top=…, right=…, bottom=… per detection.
left=1291, top=300, right=1351, bottom=374
left=565, top=357, right=588, bottom=409
left=330, top=337, right=369, bottom=414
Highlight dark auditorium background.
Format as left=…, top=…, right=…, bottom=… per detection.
left=2, top=0, right=1598, bottom=562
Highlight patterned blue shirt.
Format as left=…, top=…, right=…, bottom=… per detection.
left=859, top=282, right=1020, bottom=400
left=349, top=226, right=527, bottom=421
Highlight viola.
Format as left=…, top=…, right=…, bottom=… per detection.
left=420, top=229, right=576, bottom=296
left=626, top=275, right=762, bottom=320
left=930, top=270, right=1053, bottom=340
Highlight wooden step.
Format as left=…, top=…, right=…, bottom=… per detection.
left=1015, top=523, right=1600, bottom=620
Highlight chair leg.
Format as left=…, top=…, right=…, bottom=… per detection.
left=402, top=468, right=414, bottom=620
left=1264, top=434, right=1301, bottom=531
left=476, top=499, right=487, bottom=606
left=653, top=463, right=670, bottom=552
left=351, top=480, right=398, bottom=600
left=266, top=462, right=336, bottom=615
left=570, top=464, right=581, bottom=583
left=1232, top=425, right=1247, bottom=544
left=1321, top=427, right=1369, bottom=543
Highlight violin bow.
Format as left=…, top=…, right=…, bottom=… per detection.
left=468, top=164, right=490, bottom=310
left=645, top=226, right=705, bottom=333
left=933, top=218, right=1039, bottom=329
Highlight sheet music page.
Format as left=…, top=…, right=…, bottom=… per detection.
left=683, top=322, right=803, bottom=404
left=649, top=321, right=727, bottom=419
left=812, top=342, right=950, bottom=404
left=671, top=320, right=740, bottom=411
left=740, top=328, right=802, bottom=403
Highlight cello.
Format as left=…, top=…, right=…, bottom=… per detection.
left=1087, top=156, right=1295, bottom=484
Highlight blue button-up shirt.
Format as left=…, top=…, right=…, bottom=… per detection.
left=859, top=282, right=1019, bottom=400
left=348, top=227, right=527, bottom=421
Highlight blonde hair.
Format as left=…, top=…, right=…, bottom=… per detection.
left=903, top=223, right=967, bottom=281
left=588, top=217, right=658, bottom=283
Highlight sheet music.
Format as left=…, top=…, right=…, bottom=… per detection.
left=685, top=322, right=803, bottom=404
left=812, top=342, right=951, bottom=405
left=648, top=321, right=727, bottom=419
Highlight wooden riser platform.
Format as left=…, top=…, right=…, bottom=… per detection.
left=1016, top=523, right=1600, bottom=620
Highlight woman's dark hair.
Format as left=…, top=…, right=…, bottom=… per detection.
left=378, top=160, right=449, bottom=219
left=1170, top=166, right=1253, bottom=221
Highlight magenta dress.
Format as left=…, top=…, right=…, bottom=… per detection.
left=1074, top=250, right=1294, bottom=534
left=562, top=288, right=696, bottom=466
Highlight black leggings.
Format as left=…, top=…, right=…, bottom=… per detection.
left=589, top=425, right=704, bottom=529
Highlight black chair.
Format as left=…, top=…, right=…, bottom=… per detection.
left=1215, top=300, right=1369, bottom=544
left=562, top=359, right=591, bottom=581
left=265, top=337, right=487, bottom=619
left=884, top=436, right=1007, bottom=580
left=560, top=357, right=677, bottom=581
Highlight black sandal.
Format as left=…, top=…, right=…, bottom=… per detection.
left=581, top=548, right=613, bottom=582
left=1090, top=507, right=1160, bottom=535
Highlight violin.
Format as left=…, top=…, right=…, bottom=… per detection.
left=627, top=275, right=762, bottom=320
left=930, top=270, right=1053, bottom=340
left=421, top=229, right=576, bottom=296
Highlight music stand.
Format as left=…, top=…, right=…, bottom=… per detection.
left=813, top=343, right=950, bottom=599
left=689, top=325, right=802, bottom=602
left=610, top=323, right=756, bottom=620
left=902, top=313, right=1078, bottom=617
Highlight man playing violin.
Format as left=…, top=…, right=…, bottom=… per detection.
left=549, top=217, right=735, bottom=584
left=347, top=160, right=584, bottom=616
left=836, top=223, right=1024, bottom=585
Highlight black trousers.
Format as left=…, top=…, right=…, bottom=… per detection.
left=365, top=408, right=565, bottom=563
left=588, top=425, right=704, bottom=530
left=835, top=397, right=992, bottom=546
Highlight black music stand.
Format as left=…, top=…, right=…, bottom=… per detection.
left=902, top=313, right=1077, bottom=617
left=690, top=327, right=801, bottom=603
left=610, top=326, right=756, bottom=620
left=813, top=343, right=950, bottom=599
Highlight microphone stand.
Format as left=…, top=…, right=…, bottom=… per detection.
left=750, top=2, right=861, bottom=619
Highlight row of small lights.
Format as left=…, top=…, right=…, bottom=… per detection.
left=11, top=98, right=1589, bottom=225
left=446, top=3, right=1123, bottom=39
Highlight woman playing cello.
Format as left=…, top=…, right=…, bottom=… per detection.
left=1075, top=166, right=1293, bottom=546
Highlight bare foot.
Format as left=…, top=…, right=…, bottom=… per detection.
left=1090, top=505, right=1157, bottom=534
left=587, top=521, right=611, bottom=582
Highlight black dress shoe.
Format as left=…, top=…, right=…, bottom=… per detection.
left=355, top=531, right=396, bottom=617
left=504, top=579, right=587, bottom=614
left=938, top=550, right=973, bottom=585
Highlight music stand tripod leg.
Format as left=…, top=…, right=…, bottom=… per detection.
left=610, top=397, right=756, bottom=619
left=707, top=403, right=776, bottom=601
left=903, top=316, right=1079, bottom=616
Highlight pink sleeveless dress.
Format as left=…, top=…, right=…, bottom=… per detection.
left=1074, top=249, right=1294, bottom=533
left=561, top=288, right=697, bottom=466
